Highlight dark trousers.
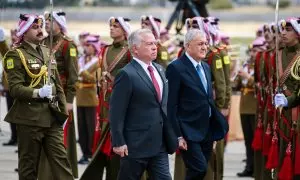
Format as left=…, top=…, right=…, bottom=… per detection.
left=6, top=91, right=17, bottom=142
left=77, top=106, right=96, bottom=158
left=17, top=122, right=73, bottom=180
left=181, top=132, right=213, bottom=180
left=240, top=114, right=255, bottom=171
left=118, top=151, right=171, bottom=180
left=79, top=151, right=120, bottom=180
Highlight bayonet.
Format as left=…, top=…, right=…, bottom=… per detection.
left=48, top=0, right=54, bottom=84
left=274, top=0, right=284, bottom=113
left=275, top=0, right=280, bottom=94
left=273, top=1, right=280, bottom=179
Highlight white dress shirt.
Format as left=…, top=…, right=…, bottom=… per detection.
left=134, top=57, right=163, bottom=99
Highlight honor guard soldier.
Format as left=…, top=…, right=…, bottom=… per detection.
left=0, top=27, right=9, bottom=55
left=272, top=18, right=300, bottom=180
left=236, top=38, right=266, bottom=178
left=78, top=31, right=90, bottom=57
left=0, top=27, right=15, bottom=146
left=76, top=35, right=101, bottom=164
left=251, top=31, right=268, bottom=180
left=38, top=10, right=79, bottom=179
left=248, top=23, right=275, bottom=180
left=141, top=15, right=170, bottom=68
left=260, top=23, right=277, bottom=180
left=160, top=29, right=181, bottom=61
left=80, top=16, right=132, bottom=180
left=3, top=14, right=74, bottom=180
left=201, top=16, right=228, bottom=180
left=1, top=27, right=18, bottom=146
left=209, top=17, right=232, bottom=119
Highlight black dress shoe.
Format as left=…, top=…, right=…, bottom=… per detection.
left=78, top=156, right=89, bottom=165
left=2, top=140, right=17, bottom=146
left=237, top=169, right=253, bottom=177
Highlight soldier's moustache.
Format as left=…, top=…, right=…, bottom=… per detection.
left=37, top=32, right=43, bottom=37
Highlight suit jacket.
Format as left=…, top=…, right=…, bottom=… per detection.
left=166, top=54, right=229, bottom=142
left=109, top=59, right=178, bottom=158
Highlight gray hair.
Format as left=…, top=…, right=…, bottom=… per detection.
left=184, top=29, right=207, bottom=47
left=127, top=29, right=153, bottom=53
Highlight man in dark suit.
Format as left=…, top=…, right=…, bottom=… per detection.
left=109, top=29, right=178, bottom=180
left=166, top=29, right=229, bottom=180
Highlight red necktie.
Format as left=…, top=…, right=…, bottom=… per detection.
left=147, top=66, right=161, bottom=102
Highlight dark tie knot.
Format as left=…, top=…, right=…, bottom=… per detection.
left=148, top=66, right=154, bottom=72
left=36, top=46, right=42, bottom=57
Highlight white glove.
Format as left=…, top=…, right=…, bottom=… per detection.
left=38, top=84, right=53, bottom=98
left=0, top=27, right=5, bottom=42
left=274, top=93, right=288, bottom=107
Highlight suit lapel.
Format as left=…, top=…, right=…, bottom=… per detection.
left=153, top=63, right=167, bottom=104
left=21, top=42, right=43, bottom=62
left=202, top=63, right=212, bottom=96
left=131, top=60, right=157, bottom=97
left=181, top=54, right=207, bottom=94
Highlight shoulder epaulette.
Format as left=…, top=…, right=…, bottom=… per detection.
left=11, top=43, right=20, bottom=50
left=62, top=35, right=73, bottom=42
left=3, top=50, right=13, bottom=59
left=217, top=45, right=224, bottom=51
left=209, top=46, right=218, bottom=53
left=104, top=44, right=112, bottom=48
left=220, top=44, right=228, bottom=49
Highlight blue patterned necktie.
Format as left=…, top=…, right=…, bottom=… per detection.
left=196, top=64, right=207, bottom=93
left=196, top=63, right=211, bottom=117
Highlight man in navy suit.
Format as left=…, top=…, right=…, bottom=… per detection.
left=166, top=29, right=229, bottom=180
left=109, top=29, right=178, bottom=180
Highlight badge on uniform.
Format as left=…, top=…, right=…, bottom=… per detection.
left=216, top=59, right=223, bottom=69
left=51, top=58, right=57, bottom=64
left=223, top=56, right=230, bottom=65
left=28, top=59, right=37, bottom=64
left=31, top=64, right=40, bottom=69
left=161, top=51, right=168, bottom=61
left=70, top=48, right=77, bottom=57
left=6, top=58, right=14, bottom=69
